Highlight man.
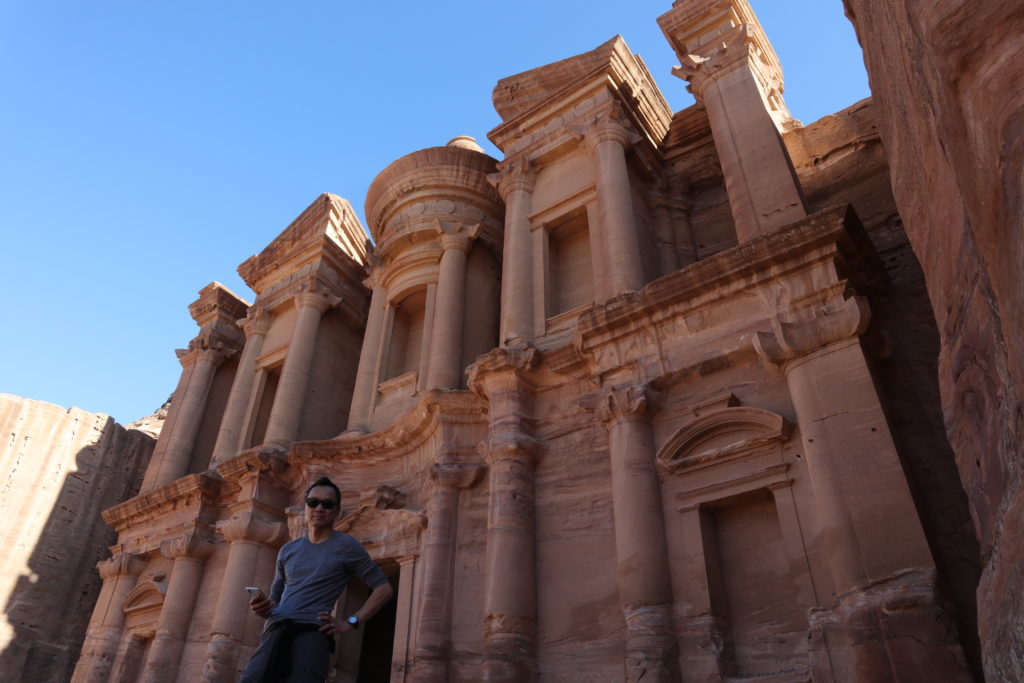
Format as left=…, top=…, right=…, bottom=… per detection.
left=240, top=476, right=394, bottom=682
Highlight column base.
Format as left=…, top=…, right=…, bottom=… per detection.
left=624, top=604, right=677, bottom=682
left=200, top=633, right=243, bottom=683
left=481, top=619, right=535, bottom=682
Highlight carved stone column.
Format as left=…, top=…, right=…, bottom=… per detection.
left=598, top=384, right=676, bottom=681
left=71, top=552, right=147, bottom=683
left=143, top=337, right=234, bottom=492
left=210, top=307, right=273, bottom=466
left=412, top=460, right=485, bottom=682
left=200, top=512, right=288, bottom=683
left=425, top=224, right=480, bottom=390
left=488, top=154, right=535, bottom=345
left=755, top=297, right=972, bottom=681
left=347, top=276, right=388, bottom=432
left=469, top=344, right=541, bottom=681
left=581, top=107, right=645, bottom=295
left=141, top=534, right=215, bottom=683
left=263, top=285, right=339, bottom=449
left=659, top=0, right=806, bottom=242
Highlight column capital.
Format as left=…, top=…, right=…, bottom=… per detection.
left=175, top=333, right=236, bottom=368
left=660, top=0, right=786, bottom=106
left=479, top=432, right=544, bottom=466
left=240, top=306, right=273, bottom=338
left=435, top=221, right=481, bottom=253
left=159, top=530, right=217, bottom=561
left=753, top=296, right=870, bottom=365
left=597, top=384, right=663, bottom=426
left=217, top=511, right=289, bottom=546
left=430, top=461, right=486, bottom=490
left=97, top=552, right=147, bottom=580
left=573, top=104, right=643, bottom=154
left=467, top=341, right=539, bottom=396
left=487, top=153, right=535, bottom=200
left=293, top=289, right=340, bottom=315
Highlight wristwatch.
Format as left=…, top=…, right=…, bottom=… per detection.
left=346, top=615, right=360, bottom=629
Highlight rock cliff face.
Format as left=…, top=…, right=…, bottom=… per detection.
left=842, top=0, right=1024, bottom=679
left=0, top=395, right=156, bottom=682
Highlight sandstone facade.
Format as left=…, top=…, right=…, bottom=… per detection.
left=841, top=1, right=1024, bottom=679
left=0, top=395, right=155, bottom=682
left=68, top=1, right=995, bottom=681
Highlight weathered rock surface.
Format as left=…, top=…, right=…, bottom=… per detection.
left=842, top=1, right=1024, bottom=679
left=0, top=395, right=155, bottom=682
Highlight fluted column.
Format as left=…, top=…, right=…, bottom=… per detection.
left=143, top=338, right=234, bottom=492
left=582, top=109, right=645, bottom=295
left=659, top=0, right=805, bottom=243
left=141, top=535, right=215, bottom=683
left=200, top=512, right=287, bottom=683
left=598, top=384, right=676, bottom=681
left=426, top=225, right=479, bottom=390
left=210, top=307, right=273, bottom=466
left=262, top=287, right=338, bottom=449
left=347, top=279, right=388, bottom=432
left=487, top=154, right=535, bottom=345
left=71, top=553, right=147, bottom=683
left=412, top=461, right=485, bottom=682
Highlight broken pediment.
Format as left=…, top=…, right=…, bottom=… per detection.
left=238, top=193, right=369, bottom=291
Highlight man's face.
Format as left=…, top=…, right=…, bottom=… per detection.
left=305, top=485, right=340, bottom=530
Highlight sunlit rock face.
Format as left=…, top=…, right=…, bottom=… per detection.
left=0, top=395, right=154, bottom=682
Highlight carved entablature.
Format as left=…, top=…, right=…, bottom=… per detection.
left=102, top=473, right=221, bottom=555
left=570, top=204, right=881, bottom=388
left=658, top=0, right=792, bottom=125
left=657, top=401, right=792, bottom=474
left=216, top=447, right=291, bottom=518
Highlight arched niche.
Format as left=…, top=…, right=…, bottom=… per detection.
left=657, top=405, right=792, bottom=473
left=122, top=578, right=166, bottom=633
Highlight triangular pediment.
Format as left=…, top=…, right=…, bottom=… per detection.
left=237, top=193, right=369, bottom=290
left=492, top=36, right=625, bottom=122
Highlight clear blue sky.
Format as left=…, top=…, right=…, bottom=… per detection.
left=0, top=1, right=869, bottom=423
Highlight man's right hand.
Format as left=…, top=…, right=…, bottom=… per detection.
left=249, top=594, right=275, bottom=618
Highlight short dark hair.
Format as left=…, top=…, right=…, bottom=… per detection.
left=305, top=476, right=341, bottom=504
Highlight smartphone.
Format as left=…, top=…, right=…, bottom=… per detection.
left=245, top=586, right=265, bottom=599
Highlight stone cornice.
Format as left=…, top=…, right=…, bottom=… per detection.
left=189, top=282, right=251, bottom=329
left=103, top=473, right=221, bottom=531
left=568, top=204, right=884, bottom=384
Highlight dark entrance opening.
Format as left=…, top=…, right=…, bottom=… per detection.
left=356, top=571, right=397, bottom=682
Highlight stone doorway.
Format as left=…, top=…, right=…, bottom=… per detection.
left=334, top=571, right=398, bottom=682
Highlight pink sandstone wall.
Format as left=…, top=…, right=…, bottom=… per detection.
left=842, top=1, right=1024, bottom=678
left=0, top=395, right=154, bottom=682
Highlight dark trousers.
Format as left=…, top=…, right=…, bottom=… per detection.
left=239, top=621, right=332, bottom=683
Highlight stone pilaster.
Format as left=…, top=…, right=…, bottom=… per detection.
left=468, top=343, right=542, bottom=681
left=199, top=511, right=288, bottom=683
left=262, top=283, right=340, bottom=450
left=755, top=296, right=971, bottom=680
left=659, top=0, right=806, bottom=242
left=425, top=223, right=480, bottom=390
left=142, top=336, right=235, bottom=492
left=210, top=306, right=273, bottom=467
left=141, top=533, right=216, bottom=683
left=598, top=384, right=676, bottom=682
left=412, top=459, right=485, bottom=682
left=578, top=105, right=646, bottom=296
left=347, top=273, right=389, bottom=433
left=488, top=154, right=535, bottom=345
left=71, top=552, right=147, bottom=683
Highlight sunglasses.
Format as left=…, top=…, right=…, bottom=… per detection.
left=305, top=497, right=338, bottom=510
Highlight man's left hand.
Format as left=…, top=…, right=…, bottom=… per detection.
left=318, top=611, right=352, bottom=636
